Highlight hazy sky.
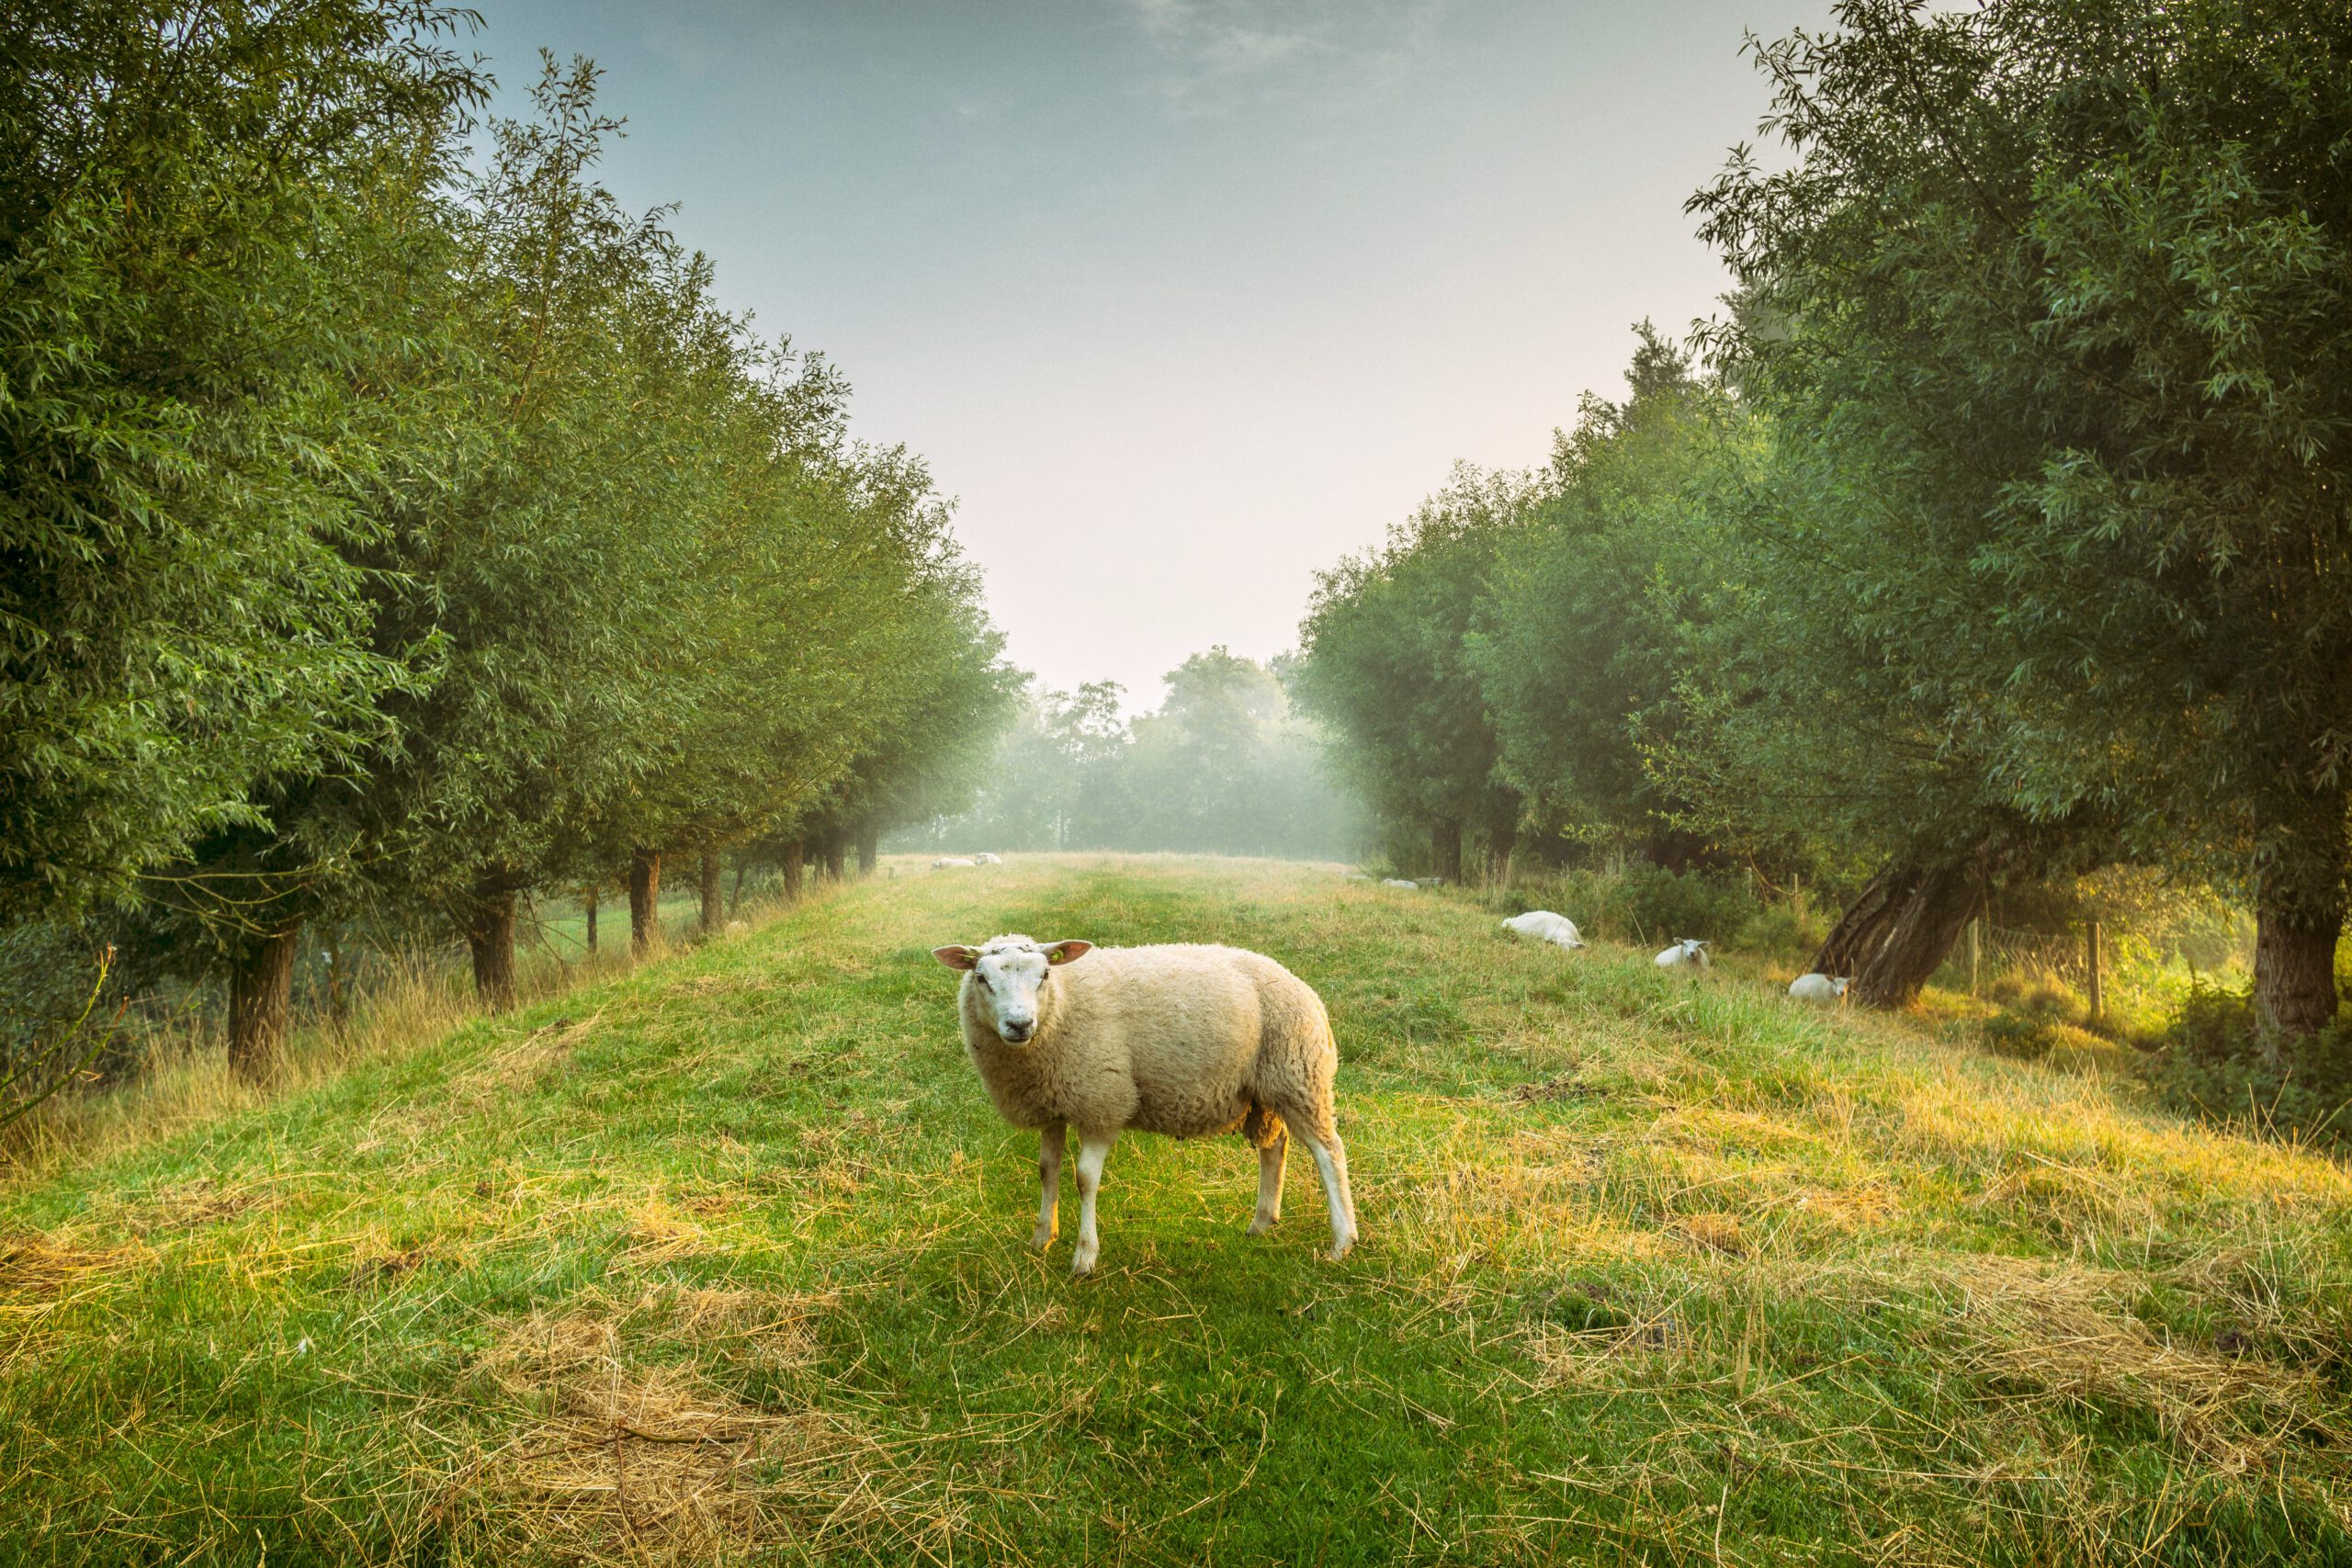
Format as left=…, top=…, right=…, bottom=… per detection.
left=468, top=0, right=1830, bottom=708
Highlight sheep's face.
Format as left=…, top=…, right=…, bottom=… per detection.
left=933, top=935, right=1094, bottom=1045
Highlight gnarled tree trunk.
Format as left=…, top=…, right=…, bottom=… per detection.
left=856, top=824, right=880, bottom=876
left=699, top=850, right=724, bottom=933
left=464, top=876, right=519, bottom=1012
left=1813, top=855, right=1984, bottom=1010
left=820, top=830, right=848, bottom=883
left=780, top=840, right=804, bottom=902
left=228, top=923, right=300, bottom=1084
left=629, top=849, right=662, bottom=955
left=1851, top=860, right=1981, bottom=1010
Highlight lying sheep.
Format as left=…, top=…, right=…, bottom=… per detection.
left=933, top=857, right=978, bottom=869
left=932, top=933, right=1359, bottom=1275
left=1502, top=910, right=1587, bottom=950
left=1788, top=973, right=1849, bottom=1003
left=1380, top=878, right=1419, bottom=891
left=973, top=852, right=1002, bottom=865
left=1654, top=938, right=1712, bottom=971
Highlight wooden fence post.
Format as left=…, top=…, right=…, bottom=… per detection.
left=2086, top=920, right=2104, bottom=1024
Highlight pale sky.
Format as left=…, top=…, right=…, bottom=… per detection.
left=469, top=0, right=1831, bottom=708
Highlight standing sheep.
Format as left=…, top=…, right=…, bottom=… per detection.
left=1654, top=938, right=1712, bottom=970
left=932, top=933, right=1359, bottom=1275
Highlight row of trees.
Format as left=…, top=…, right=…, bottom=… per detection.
left=897, top=649, right=1363, bottom=860
left=2, top=3, right=1014, bottom=1083
left=1293, top=0, right=2349, bottom=1050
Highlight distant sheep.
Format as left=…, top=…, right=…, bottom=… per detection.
left=932, top=933, right=1358, bottom=1275
left=933, top=857, right=978, bottom=869
left=1789, top=973, right=1849, bottom=1003
left=973, top=852, right=1002, bottom=865
left=1502, top=910, right=1586, bottom=951
left=1380, top=878, right=1419, bottom=891
left=1654, top=938, right=1712, bottom=971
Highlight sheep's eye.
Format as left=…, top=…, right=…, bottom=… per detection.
left=975, top=973, right=990, bottom=989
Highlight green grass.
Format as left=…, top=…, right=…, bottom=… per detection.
left=4, top=855, right=2349, bottom=1565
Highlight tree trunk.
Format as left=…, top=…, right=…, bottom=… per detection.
left=1487, top=818, right=1517, bottom=888
left=1852, top=860, right=1982, bottom=1010
left=780, top=840, right=804, bottom=902
left=729, top=856, right=745, bottom=917
left=856, top=824, right=880, bottom=877
left=2252, top=900, right=2346, bottom=1064
left=820, top=830, right=848, bottom=883
left=629, top=848, right=662, bottom=955
left=699, top=850, right=724, bottom=933
left=465, top=879, right=519, bottom=1012
left=325, top=929, right=350, bottom=1032
left=1808, top=860, right=1922, bottom=978
left=583, top=886, right=599, bottom=954
left=1430, top=820, right=1463, bottom=883
left=228, top=923, right=300, bottom=1084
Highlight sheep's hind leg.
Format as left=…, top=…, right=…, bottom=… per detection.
left=1070, top=1133, right=1114, bottom=1276
left=1288, top=1115, right=1358, bottom=1261
left=1249, top=1131, right=1287, bottom=1235
left=1034, top=1122, right=1066, bottom=1249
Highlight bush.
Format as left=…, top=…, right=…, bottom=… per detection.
left=1733, top=903, right=1825, bottom=960
left=1599, top=865, right=1759, bottom=950
left=1982, top=1009, right=2059, bottom=1061
left=2143, top=984, right=2352, bottom=1152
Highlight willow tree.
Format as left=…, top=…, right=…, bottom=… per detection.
left=0, top=1, right=481, bottom=922
left=1292, top=466, right=1534, bottom=880
left=1691, top=0, right=2352, bottom=1041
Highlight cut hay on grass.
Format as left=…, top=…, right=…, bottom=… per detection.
left=1945, top=1254, right=2347, bottom=1471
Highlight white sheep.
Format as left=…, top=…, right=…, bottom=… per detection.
left=1502, top=910, right=1587, bottom=950
left=973, top=852, right=1002, bottom=865
left=1788, top=973, right=1849, bottom=1003
left=932, top=856, right=978, bottom=869
left=932, top=933, right=1358, bottom=1275
left=1380, top=878, right=1419, bottom=891
left=1654, top=938, right=1712, bottom=970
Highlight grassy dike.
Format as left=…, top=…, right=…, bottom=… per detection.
left=2, top=856, right=2348, bottom=1565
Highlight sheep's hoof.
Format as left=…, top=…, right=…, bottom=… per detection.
left=1326, top=1233, right=1357, bottom=1263
left=1069, top=1247, right=1098, bottom=1277
left=1030, top=1225, right=1056, bottom=1249
left=1247, top=1214, right=1277, bottom=1236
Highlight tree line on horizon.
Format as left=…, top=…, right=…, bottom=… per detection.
left=1, top=3, right=1015, bottom=1095
left=894, top=647, right=1365, bottom=863
left=1291, top=0, right=2350, bottom=1060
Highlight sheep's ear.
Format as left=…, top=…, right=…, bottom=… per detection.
left=932, top=945, right=978, bottom=970
left=1042, top=940, right=1093, bottom=965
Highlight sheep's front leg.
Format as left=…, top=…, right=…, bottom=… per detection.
left=1248, top=1131, right=1286, bottom=1235
left=1070, top=1133, right=1114, bottom=1276
left=1034, top=1122, right=1066, bottom=1248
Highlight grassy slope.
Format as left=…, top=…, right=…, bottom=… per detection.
left=3, top=856, right=2348, bottom=1566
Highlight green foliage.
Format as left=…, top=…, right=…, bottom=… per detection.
left=0, top=0, right=485, bottom=912
left=2146, top=984, right=2352, bottom=1151
left=1291, top=466, right=1532, bottom=873
left=1690, top=0, right=2352, bottom=1031
left=906, top=650, right=1363, bottom=859
left=1983, top=1010, right=2061, bottom=1063
left=1469, top=325, right=1733, bottom=862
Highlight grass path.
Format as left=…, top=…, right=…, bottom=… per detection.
left=2, top=855, right=2348, bottom=1565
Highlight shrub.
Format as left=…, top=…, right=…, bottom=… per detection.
left=2143, top=984, right=2352, bottom=1152
left=1600, top=866, right=1759, bottom=950
left=1982, top=1010, right=2058, bottom=1061
left=1732, top=903, right=1824, bottom=960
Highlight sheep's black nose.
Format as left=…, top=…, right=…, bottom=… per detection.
left=1001, top=1023, right=1033, bottom=1043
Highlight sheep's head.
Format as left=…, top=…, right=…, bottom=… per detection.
left=932, top=933, right=1093, bottom=1044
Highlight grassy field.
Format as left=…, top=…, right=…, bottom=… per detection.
left=3, top=855, right=2348, bottom=1565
